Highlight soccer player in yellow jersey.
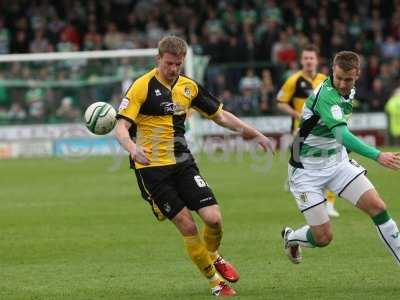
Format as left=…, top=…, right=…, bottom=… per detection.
left=115, top=36, right=273, bottom=297
left=277, top=45, right=340, bottom=217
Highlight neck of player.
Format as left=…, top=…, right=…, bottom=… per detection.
left=303, top=70, right=316, bottom=80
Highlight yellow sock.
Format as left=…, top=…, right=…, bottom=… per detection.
left=208, top=273, right=224, bottom=288
left=183, top=234, right=218, bottom=280
left=326, top=190, right=336, bottom=204
left=204, top=225, right=223, bottom=262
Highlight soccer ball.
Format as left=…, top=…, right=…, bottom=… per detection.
left=84, top=102, right=116, bottom=135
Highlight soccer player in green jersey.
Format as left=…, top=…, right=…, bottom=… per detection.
left=282, top=51, right=400, bottom=265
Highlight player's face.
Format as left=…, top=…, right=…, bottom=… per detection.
left=300, top=51, right=318, bottom=73
left=157, top=52, right=185, bottom=84
left=332, top=65, right=360, bottom=96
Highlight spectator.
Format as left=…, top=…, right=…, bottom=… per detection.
left=55, top=96, right=80, bottom=122
left=367, top=78, right=389, bottom=111
left=380, top=35, right=400, bottom=59
left=0, top=0, right=399, bottom=122
left=25, top=88, right=46, bottom=123
left=219, top=89, right=239, bottom=115
left=103, top=22, right=124, bottom=50
left=10, top=30, right=29, bottom=53
left=271, top=30, right=296, bottom=65
left=57, top=30, right=78, bottom=52
left=7, top=102, right=27, bottom=123
left=239, top=69, right=261, bottom=94
left=237, top=85, right=260, bottom=116
left=83, top=23, right=103, bottom=51
left=0, top=17, right=10, bottom=54
left=59, top=22, right=80, bottom=49
left=0, top=105, right=7, bottom=124
left=30, top=29, right=53, bottom=53
left=259, top=69, right=275, bottom=114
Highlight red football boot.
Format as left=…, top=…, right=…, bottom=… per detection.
left=211, top=282, right=237, bottom=297
left=214, top=256, right=240, bottom=283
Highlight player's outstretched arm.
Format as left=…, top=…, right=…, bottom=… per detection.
left=115, top=119, right=151, bottom=165
left=332, top=124, right=400, bottom=170
left=211, top=109, right=274, bottom=152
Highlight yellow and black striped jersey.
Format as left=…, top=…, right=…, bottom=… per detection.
left=277, top=71, right=326, bottom=130
left=117, top=68, right=222, bottom=169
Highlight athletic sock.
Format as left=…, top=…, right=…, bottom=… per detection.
left=204, top=225, right=222, bottom=262
left=287, top=225, right=317, bottom=248
left=183, top=234, right=219, bottom=280
left=208, top=273, right=224, bottom=288
left=373, top=210, right=400, bottom=264
left=326, top=190, right=336, bottom=204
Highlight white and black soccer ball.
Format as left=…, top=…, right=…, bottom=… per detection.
left=84, top=102, right=116, bottom=135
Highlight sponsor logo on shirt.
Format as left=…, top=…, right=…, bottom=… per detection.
left=118, top=97, right=129, bottom=111
left=160, top=102, right=185, bottom=115
left=331, top=105, right=343, bottom=120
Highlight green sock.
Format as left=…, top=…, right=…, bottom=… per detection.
left=306, top=228, right=317, bottom=247
left=372, top=210, right=391, bottom=225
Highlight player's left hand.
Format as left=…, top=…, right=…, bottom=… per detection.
left=377, top=152, right=400, bottom=170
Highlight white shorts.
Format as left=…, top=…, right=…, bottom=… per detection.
left=288, top=159, right=372, bottom=213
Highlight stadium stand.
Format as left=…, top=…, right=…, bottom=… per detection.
left=0, top=0, right=399, bottom=123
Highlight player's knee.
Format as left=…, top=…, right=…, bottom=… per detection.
left=203, top=211, right=222, bottom=229
left=315, top=231, right=333, bottom=247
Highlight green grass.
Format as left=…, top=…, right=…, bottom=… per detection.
left=1, top=149, right=400, bottom=299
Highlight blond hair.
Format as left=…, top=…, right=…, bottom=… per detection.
left=158, top=36, right=187, bottom=57
left=333, top=51, right=360, bottom=71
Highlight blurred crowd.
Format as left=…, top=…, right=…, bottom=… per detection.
left=0, top=0, right=400, bottom=124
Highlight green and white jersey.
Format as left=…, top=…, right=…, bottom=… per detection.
left=289, top=76, right=354, bottom=169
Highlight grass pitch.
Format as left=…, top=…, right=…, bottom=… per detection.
left=1, top=149, right=400, bottom=299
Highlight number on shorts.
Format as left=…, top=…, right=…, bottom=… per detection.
left=194, top=175, right=207, bottom=187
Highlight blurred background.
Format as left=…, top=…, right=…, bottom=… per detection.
left=0, top=0, right=400, bottom=157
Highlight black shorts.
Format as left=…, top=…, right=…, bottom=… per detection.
left=134, top=160, right=218, bottom=220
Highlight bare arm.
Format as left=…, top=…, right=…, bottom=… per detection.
left=115, top=118, right=151, bottom=165
left=211, top=110, right=274, bottom=152
left=277, top=102, right=302, bottom=119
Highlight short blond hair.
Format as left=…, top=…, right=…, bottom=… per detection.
left=333, top=51, right=360, bottom=71
left=158, top=36, right=187, bottom=57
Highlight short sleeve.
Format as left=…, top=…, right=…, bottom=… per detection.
left=191, top=84, right=222, bottom=118
left=277, top=75, right=296, bottom=103
left=116, top=77, right=148, bottom=123
left=315, top=92, right=347, bottom=130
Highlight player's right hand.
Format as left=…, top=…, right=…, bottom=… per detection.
left=254, top=134, right=275, bottom=154
left=377, top=152, right=400, bottom=170
left=131, top=145, right=151, bottom=165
